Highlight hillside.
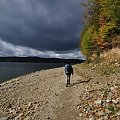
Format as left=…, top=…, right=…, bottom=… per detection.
left=80, top=0, right=120, bottom=58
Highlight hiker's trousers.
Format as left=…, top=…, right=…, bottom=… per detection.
left=66, top=74, right=71, bottom=85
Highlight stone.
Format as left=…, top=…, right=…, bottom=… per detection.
left=86, top=107, right=92, bottom=113
left=106, top=99, right=111, bottom=103
left=34, top=104, right=39, bottom=110
left=102, top=116, right=108, bottom=120
left=41, top=106, right=44, bottom=110
left=77, top=105, right=81, bottom=110
left=9, top=108, right=17, bottom=115
left=17, top=97, right=22, bottom=101
left=116, top=98, right=120, bottom=103
left=89, top=117, right=96, bottom=120
left=91, top=67, right=95, bottom=70
left=106, top=82, right=110, bottom=86
left=24, top=116, right=30, bottom=120
left=112, top=99, right=119, bottom=104
left=114, top=85, right=118, bottom=89
left=47, top=116, right=51, bottom=119
left=79, top=113, right=83, bottom=117
left=47, top=88, right=50, bottom=91
left=34, top=101, right=37, bottom=104
left=110, top=87, right=115, bottom=91
left=98, top=111, right=105, bottom=116
left=43, top=101, right=49, bottom=105
left=85, top=95, right=91, bottom=100
left=116, top=111, right=120, bottom=116
left=28, top=102, right=32, bottom=109
left=95, top=100, right=103, bottom=105
left=25, top=111, right=31, bottom=116
left=96, top=81, right=99, bottom=84
left=0, top=117, right=8, bottom=120
left=9, top=108, right=16, bottom=113
left=54, top=93, right=58, bottom=96
left=83, top=108, right=86, bottom=112
left=1, top=88, right=4, bottom=91
left=105, top=108, right=111, bottom=114
left=15, top=113, right=23, bottom=120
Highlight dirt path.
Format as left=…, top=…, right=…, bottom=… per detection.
left=56, top=86, right=78, bottom=120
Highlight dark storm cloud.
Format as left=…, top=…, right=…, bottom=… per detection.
left=0, top=39, right=85, bottom=59
left=0, top=0, right=84, bottom=51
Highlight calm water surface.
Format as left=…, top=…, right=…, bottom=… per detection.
left=0, top=62, right=65, bottom=83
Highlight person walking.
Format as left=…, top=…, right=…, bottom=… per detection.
left=64, top=63, right=73, bottom=87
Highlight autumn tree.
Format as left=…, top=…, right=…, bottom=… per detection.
left=80, top=0, right=120, bottom=58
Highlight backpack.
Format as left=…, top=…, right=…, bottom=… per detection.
left=65, top=64, right=72, bottom=73
left=67, top=65, right=71, bottom=73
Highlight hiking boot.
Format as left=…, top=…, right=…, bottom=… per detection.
left=66, top=84, right=68, bottom=87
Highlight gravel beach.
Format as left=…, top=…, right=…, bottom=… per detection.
left=0, top=63, right=120, bottom=120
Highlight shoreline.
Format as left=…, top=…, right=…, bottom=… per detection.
left=0, top=63, right=120, bottom=120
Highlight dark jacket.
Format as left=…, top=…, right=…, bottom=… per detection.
left=65, top=64, right=73, bottom=75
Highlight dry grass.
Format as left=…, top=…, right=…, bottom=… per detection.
left=101, top=48, right=120, bottom=64
left=111, top=35, right=120, bottom=48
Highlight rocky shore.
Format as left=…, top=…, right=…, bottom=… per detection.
left=0, top=62, right=120, bottom=120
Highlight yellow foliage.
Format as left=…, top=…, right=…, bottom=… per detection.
left=80, top=0, right=120, bottom=58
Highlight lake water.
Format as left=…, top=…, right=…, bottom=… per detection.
left=0, top=62, right=65, bottom=83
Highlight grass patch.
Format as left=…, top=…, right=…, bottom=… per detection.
left=107, top=106, right=117, bottom=113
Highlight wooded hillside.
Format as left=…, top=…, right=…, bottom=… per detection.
left=80, top=0, right=120, bottom=58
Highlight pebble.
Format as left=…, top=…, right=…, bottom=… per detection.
left=0, top=117, right=8, bottom=120
left=79, top=113, right=83, bottom=117
left=86, top=96, right=91, bottom=100
left=47, top=116, right=51, bottom=119
left=1, top=88, right=4, bottom=91
left=114, top=85, right=118, bottom=89
left=54, top=93, right=58, bottom=96
left=43, top=101, right=49, bottom=105
left=116, top=111, right=120, bottom=116
left=106, top=99, right=111, bottom=103
left=17, top=97, right=22, bottom=102
left=24, top=116, right=30, bottom=120
left=47, top=88, right=50, bottom=91
left=116, top=98, right=120, bottom=102
left=89, top=117, right=96, bottom=120
left=95, top=100, right=103, bottom=105
left=110, top=87, right=115, bottom=91
left=98, top=111, right=105, bottom=116
left=41, top=106, right=44, bottom=110
left=96, top=81, right=99, bottom=84
left=28, top=102, right=32, bottom=109
left=105, top=108, right=111, bottom=114
left=15, top=113, right=23, bottom=120
left=77, top=105, right=80, bottom=110
left=9, top=108, right=16, bottom=114
left=112, top=99, right=119, bottom=104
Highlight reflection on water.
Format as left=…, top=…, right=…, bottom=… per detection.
left=0, top=62, right=65, bottom=83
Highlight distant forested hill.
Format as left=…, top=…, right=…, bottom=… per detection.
left=80, top=0, right=120, bottom=58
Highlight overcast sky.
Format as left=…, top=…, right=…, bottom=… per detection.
left=0, top=0, right=85, bottom=59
